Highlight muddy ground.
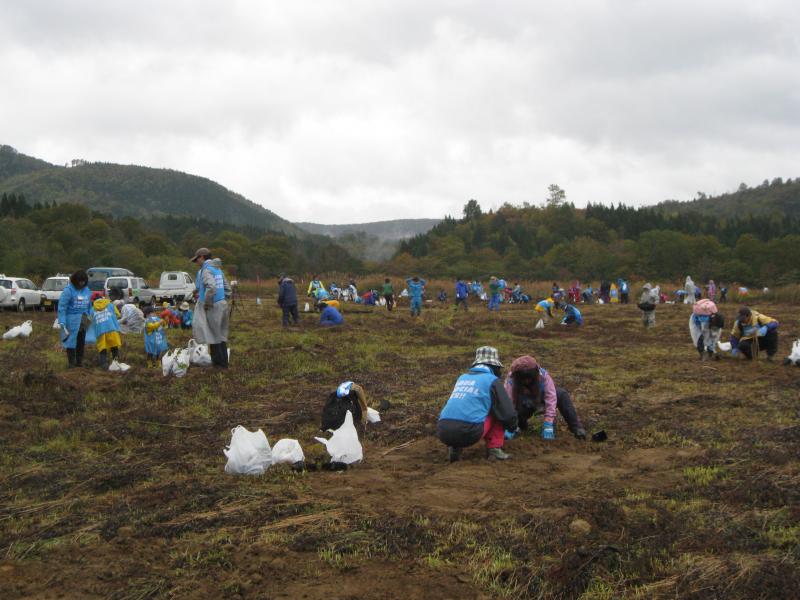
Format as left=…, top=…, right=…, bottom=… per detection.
left=0, top=295, right=798, bottom=599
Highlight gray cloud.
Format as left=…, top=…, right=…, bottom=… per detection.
left=1, top=1, right=798, bottom=223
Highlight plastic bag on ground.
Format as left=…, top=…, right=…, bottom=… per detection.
left=19, top=321, right=32, bottom=337
left=717, top=341, right=732, bottom=353
left=109, top=360, right=131, bottom=372
left=271, top=439, right=305, bottom=465
left=315, top=410, right=363, bottom=465
left=52, top=318, right=60, bottom=330
left=224, top=426, right=272, bottom=475
left=786, top=339, right=800, bottom=364
left=3, top=320, right=33, bottom=340
left=366, top=407, right=381, bottom=423
left=187, top=339, right=212, bottom=366
left=304, top=302, right=310, bottom=312
left=535, top=319, right=545, bottom=329
left=173, top=347, right=191, bottom=378
left=162, top=349, right=177, bottom=376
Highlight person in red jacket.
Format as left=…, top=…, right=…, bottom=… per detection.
left=159, top=302, right=181, bottom=328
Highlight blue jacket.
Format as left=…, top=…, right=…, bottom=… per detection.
left=320, top=306, right=343, bottom=326
left=144, top=316, right=169, bottom=355
left=406, top=278, right=426, bottom=301
left=57, top=283, right=92, bottom=349
left=618, top=279, right=629, bottom=294
left=91, top=301, right=121, bottom=337
left=278, top=278, right=298, bottom=307
left=181, top=309, right=193, bottom=326
left=455, top=281, right=469, bottom=299
left=562, top=304, right=583, bottom=325
left=439, top=365, right=497, bottom=424
left=196, top=261, right=225, bottom=304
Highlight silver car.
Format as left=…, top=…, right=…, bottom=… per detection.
left=0, top=276, right=43, bottom=312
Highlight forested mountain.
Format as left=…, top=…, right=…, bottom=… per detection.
left=295, top=218, right=441, bottom=239
left=0, top=145, right=301, bottom=235
left=659, top=177, right=800, bottom=218
left=0, top=194, right=361, bottom=280
left=391, top=197, right=800, bottom=285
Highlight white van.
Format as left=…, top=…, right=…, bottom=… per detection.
left=156, top=272, right=195, bottom=302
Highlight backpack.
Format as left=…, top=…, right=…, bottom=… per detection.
left=321, top=390, right=363, bottom=431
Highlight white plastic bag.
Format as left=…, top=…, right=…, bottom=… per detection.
left=173, top=347, right=191, bottom=378
left=717, top=341, right=732, bottom=353
left=786, top=339, right=800, bottom=364
left=52, top=318, right=61, bottom=330
left=315, top=410, right=363, bottom=465
left=224, top=426, right=272, bottom=475
left=19, top=320, right=32, bottom=337
left=535, top=319, right=545, bottom=329
left=366, top=407, right=381, bottom=423
left=162, top=349, right=177, bottom=376
left=187, top=339, right=212, bottom=366
left=3, top=320, right=32, bottom=340
left=304, top=302, right=310, bottom=312
left=109, top=360, right=131, bottom=372
left=271, top=439, right=305, bottom=465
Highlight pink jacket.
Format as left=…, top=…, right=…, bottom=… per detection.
left=503, top=356, right=558, bottom=424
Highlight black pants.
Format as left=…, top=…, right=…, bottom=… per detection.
left=621, top=292, right=629, bottom=304
left=518, top=388, right=582, bottom=433
left=209, top=342, right=229, bottom=368
left=437, top=419, right=484, bottom=449
left=282, top=305, right=299, bottom=326
left=66, top=330, right=87, bottom=368
left=455, top=297, right=468, bottom=311
left=384, top=294, right=394, bottom=311
left=739, top=330, right=778, bottom=359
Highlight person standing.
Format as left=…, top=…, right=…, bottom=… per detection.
left=57, top=270, right=92, bottom=368
left=278, top=274, right=299, bottom=327
left=437, top=347, right=518, bottom=462
left=707, top=280, right=717, bottom=301
left=382, top=278, right=395, bottom=311
left=406, top=276, right=426, bottom=317
left=684, top=276, right=697, bottom=305
left=618, top=279, right=630, bottom=304
left=455, top=278, right=469, bottom=311
left=191, top=247, right=230, bottom=368
left=638, top=283, right=658, bottom=328
left=488, top=276, right=502, bottom=311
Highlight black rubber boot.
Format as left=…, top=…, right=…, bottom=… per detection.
left=66, top=349, right=76, bottom=369
left=98, top=350, right=109, bottom=370
left=218, top=342, right=229, bottom=368
left=111, top=347, right=120, bottom=361
left=75, top=340, right=85, bottom=367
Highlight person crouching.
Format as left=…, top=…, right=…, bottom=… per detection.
left=437, top=346, right=518, bottom=462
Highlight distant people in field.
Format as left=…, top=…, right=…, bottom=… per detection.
left=488, top=276, right=502, bottom=311
left=91, top=295, right=122, bottom=369
left=618, top=279, right=630, bottom=304
left=57, top=270, right=92, bottom=369
left=684, top=276, right=697, bottom=305
left=719, top=284, right=728, bottom=303
left=117, top=299, right=144, bottom=334
left=599, top=280, right=611, bottom=304
left=437, top=347, right=518, bottom=462
left=730, top=306, right=779, bottom=361
left=689, top=299, right=725, bottom=361
left=638, top=283, right=658, bottom=328
left=707, top=279, right=717, bottom=301
left=609, top=282, right=619, bottom=303
left=179, top=301, right=193, bottom=330
left=560, top=303, right=583, bottom=326
left=535, top=296, right=556, bottom=322
left=406, top=276, right=426, bottom=316
left=191, top=247, right=229, bottom=368
left=505, top=355, right=586, bottom=440
left=455, top=278, right=469, bottom=311
left=318, top=301, right=344, bottom=327
left=278, top=274, right=299, bottom=327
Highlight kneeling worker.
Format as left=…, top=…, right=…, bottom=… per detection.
left=319, top=301, right=344, bottom=327
left=437, top=346, right=518, bottom=462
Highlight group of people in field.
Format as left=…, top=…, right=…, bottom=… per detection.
left=56, top=247, right=231, bottom=370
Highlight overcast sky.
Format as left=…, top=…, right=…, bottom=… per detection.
left=1, top=1, right=798, bottom=224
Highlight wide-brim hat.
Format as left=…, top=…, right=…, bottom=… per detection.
left=472, top=346, right=503, bottom=368
left=190, top=247, right=211, bottom=263
left=180, top=302, right=190, bottom=310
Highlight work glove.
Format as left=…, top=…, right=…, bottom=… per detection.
left=731, top=348, right=739, bottom=357
left=504, top=427, right=519, bottom=440
left=542, top=422, right=555, bottom=440
left=757, top=326, right=768, bottom=337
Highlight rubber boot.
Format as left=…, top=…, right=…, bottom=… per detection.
left=111, top=347, right=120, bottom=361
left=447, top=446, right=462, bottom=463
left=219, top=342, right=229, bottom=368
left=98, top=350, right=109, bottom=370
left=66, top=349, right=77, bottom=369
left=75, top=342, right=85, bottom=367
left=487, top=447, right=511, bottom=461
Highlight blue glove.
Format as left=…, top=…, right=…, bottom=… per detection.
left=542, top=422, right=555, bottom=440
left=731, top=348, right=739, bottom=357
left=757, top=326, right=768, bottom=337
left=504, top=427, right=519, bottom=440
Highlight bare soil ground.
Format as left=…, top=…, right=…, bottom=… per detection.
left=1, top=296, right=798, bottom=599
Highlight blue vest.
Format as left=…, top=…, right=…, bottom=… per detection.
left=61, top=284, right=92, bottom=316
left=196, top=262, right=225, bottom=303
left=439, top=365, right=497, bottom=424
left=93, top=306, right=120, bottom=336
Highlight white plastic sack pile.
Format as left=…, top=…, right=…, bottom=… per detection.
left=535, top=319, right=545, bottom=329
left=187, top=339, right=212, bottom=366
left=3, top=320, right=33, bottom=340
left=271, top=439, right=305, bottom=465
left=162, top=349, right=176, bottom=376
left=224, top=426, right=272, bottom=475
left=162, top=347, right=191, bottom=377
left=786, top=339, right=800, bottom=365
left=315, top=410, right=363, bottom=465
left=108, top=360, right=131, bottom=372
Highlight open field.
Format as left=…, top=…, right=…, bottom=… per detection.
left=1, top=295, right=798, bottom=599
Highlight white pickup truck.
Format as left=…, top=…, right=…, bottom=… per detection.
left=153, top=271, right=195, bottom=303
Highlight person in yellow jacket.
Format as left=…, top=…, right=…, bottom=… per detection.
left=730, top=306, right=779, bottom=361
left=90, top=297, right=123, bottom=369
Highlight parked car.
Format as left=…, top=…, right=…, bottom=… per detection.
left=87, top=267, right=134, bottom=292
left=41, top=275, right=71, bottom=311
left=0, top=275, right=42, bottom=312
left=156, top=271, right=195, bottom=302
left=104, top=276, right=156, bottom=305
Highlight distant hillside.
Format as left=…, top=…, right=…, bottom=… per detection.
left=295, top=218, right=441, bottom=240
left=0, top=145, right=301, bottom=235
left=659, top=178, right=800, bottom=218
